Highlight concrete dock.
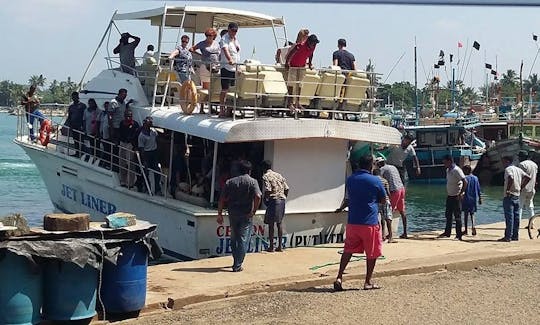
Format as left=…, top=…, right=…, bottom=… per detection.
left=135, top=221, right=539, bottom=318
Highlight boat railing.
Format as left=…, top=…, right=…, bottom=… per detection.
left=107, top=56, right=384, bottom=122
left=15, top=105, right=168, bottom=198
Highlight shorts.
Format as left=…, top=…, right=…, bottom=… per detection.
left=199, top=64, right=211, bottom=83
left=175, top=71, right=190, bottom=83
left=461, top=199, right=477, bottom=213
left=220, top=68, right=236, bottom=90
left=390, top=187, right=406, bottom=213
left=343, top=224, right=382, bottom=259
left=264, top=198, right=286, bottom=224
left=287, top=67, right=306, bottom=90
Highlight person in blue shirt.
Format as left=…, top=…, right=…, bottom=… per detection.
left=462, top=165, right=482, bottom=236
left=334, top=154, right=386, bottom=291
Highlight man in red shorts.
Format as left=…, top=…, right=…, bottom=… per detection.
left=334, top=154, right=385, bottom=291
left=377, top=155, right=408, bottom=239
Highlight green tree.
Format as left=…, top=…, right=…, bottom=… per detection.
left=500, top=69, right=519, bottom=98
left=28, top=74, right=47, bottom=89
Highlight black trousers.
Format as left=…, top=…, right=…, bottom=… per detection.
left=444, top=195, right=462, bottom=238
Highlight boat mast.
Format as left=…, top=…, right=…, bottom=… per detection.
left=414, top=37, right=419, bottom=126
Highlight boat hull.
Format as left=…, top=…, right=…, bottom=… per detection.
left=16, top=140, right=347, bottom=260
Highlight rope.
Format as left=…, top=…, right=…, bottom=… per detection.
left=97, top=230, right=107, bottom=320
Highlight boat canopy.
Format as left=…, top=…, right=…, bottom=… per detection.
left=112, top=6, right=285, bottom=32
left=139, top=108, right=402, bottom=144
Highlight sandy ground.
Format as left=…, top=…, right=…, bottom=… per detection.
left=127, top=259, right=540, bottom=325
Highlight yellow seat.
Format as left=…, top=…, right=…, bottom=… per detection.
left=299, top=69, right=320, bottom=107
left=342, top=72, right=370, bottom=111
left=316, top=70, right=346, bottom=110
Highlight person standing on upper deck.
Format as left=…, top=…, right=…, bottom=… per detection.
left=190, top=28, right=220, bottom=90
left=285, top=34, right=319, bottom=113
left=217, top=160, right=262, bottom=272
left=439, top=155, right=467, bottom=240
left=332, top=38, right=356, bottom=72
left=386, top=134, right=421, bottom=182
left=518, top=150, right=538, bottom=222
left=169, top=35, right=193, bottom=84
left=113, top=32, right=140, bottom=75
left=219, top=22, right=241, bottom=118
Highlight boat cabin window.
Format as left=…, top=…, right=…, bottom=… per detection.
left=417, top=130, right=447, bottom=147
left=159, top=133, right=265, bottom=207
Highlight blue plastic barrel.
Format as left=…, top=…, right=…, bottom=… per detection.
left=0, top=251, right=42, bottom=325
left=42, top=260, right=97, bottom=321
left=100, top=242, right=148, bottom=313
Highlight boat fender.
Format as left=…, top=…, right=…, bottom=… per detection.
left=180, top=80, right=198, bottom=115
left=39, top=119, right=52, bottom=146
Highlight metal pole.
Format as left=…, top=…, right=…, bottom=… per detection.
left=414, top=39, right=419, bottom=126
left=209, top=141, right=219, bottom=205
left=451, top=68, right=455, bottom=114
left=168, top=131, right=175, bottom=197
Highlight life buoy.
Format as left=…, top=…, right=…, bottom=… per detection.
left=39, top=119, right=52, bottom=147
left=179, top=80, right=198, bottom=115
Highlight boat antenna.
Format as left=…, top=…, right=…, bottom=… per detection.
left=383, top=51, right=406, bottom=84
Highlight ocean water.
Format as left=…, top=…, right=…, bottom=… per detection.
left=0, top=112, right=538, bottom=231
left=0, top=113, right=54, bottom=225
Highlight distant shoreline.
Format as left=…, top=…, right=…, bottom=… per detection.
left=0, top=108, right=65, bottom=117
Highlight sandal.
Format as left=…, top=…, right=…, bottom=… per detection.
left=333, top=279, right=343, bottom=292
left=399, top=234, right=408, bottom=239
left=363, top=283, right=381, bottom=290
left=265, top=247, right=274, bottom=252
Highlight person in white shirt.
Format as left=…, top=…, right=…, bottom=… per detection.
left=439, top=155, right=467, bottom=240
left=143, top=44, right=157, bottom=65
left=517, top=150, right=538, bottom=221
left=219, top=22, right=241, bottom=118
left=500, top=155, right=531, bottom=242
left=386, top=134, right=421, bottom=182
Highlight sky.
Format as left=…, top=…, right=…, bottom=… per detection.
left=2, top=0, right=540, bottom=89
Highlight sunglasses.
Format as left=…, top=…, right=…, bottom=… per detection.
left=230, top=29, right=238, bottom=32
left=181, top=40, right=189, bottom=43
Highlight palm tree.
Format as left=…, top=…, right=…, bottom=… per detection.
left=28, top=74, right=47, bottom=88
left=523, top=73, right=539, bottom=101
left=500, top=69, right=519, bottom=98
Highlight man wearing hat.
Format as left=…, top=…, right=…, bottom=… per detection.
left=518, top=150, right=537, bottom=222
left=285, top=34, right=319, bottom=113
left=113, top=32, right=141, bottom=74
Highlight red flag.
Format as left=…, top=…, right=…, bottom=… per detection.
left=458, top=42, right=463, bottom=48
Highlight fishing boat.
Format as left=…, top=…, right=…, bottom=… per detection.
left=403, top=116, right=486, bottom=181
left=13, top=6, right=401, bottom=260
